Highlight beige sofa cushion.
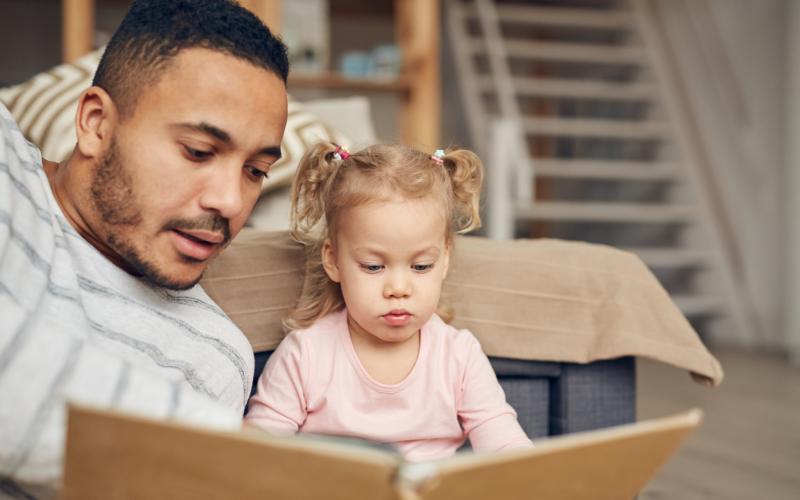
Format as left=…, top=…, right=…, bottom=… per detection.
left=0, top=50, right=102, bottom=161
left=202, top=230, right=724, bottom=386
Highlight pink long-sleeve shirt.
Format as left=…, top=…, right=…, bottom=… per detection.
left=245, top=309, right=532, bottom=461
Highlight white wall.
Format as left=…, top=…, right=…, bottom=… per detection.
left=785, top=0, right=800, bottom=363
left=657, top=0, right=788, bottom=348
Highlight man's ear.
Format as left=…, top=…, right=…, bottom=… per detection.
left=321, top=238, right=341, bottom=283
left=74, top=86, right=118, bottom=160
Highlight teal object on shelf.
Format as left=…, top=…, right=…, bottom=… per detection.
left=339, top=51, right=373, bottom=78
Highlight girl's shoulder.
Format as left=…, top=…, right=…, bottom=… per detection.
left=425, top=314, right=483, bottom=352
left=285, top=308, right=348, bottom=346
left=423, top=315, right=488, bottom=377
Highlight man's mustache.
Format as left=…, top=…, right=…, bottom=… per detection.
left=164, top=215, right=232, bottom=246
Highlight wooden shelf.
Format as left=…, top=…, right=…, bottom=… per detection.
left=288, top=72, right=410, bottom=93
left=61, top=0, right=440, bottom=148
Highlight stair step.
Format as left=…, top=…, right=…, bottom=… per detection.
left=523, top=117, right=669, bottom=140
left=624, top=248, right=716, bottom=268
left=515, top=201, right=696, bottom=223
left=494, top=5, right=637, bottom=29
left=480, top=77, right=658, bottom=101
left=472, top=39, right=648, bottom=65
left=533, top=160, right=681, bottom=181
left=671, top=295, right=728, bottom=316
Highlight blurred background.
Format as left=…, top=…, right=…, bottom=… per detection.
left=0, top=0, right=797, bottom=498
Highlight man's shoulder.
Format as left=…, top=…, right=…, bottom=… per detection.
left=0, top=102, right=43, bottom=170
left=146, top=284, right=250, bottom=341
left=0, top=101, right=51, bottom=259
left=163, top=285, right=232, bottom=319
left=1, top=102, right=24, bottom=144
left=0, top=101, right=16, bottom=123
left=119, top=282, right=256, bottom=379
left=86, top=271, right=251, bottom=354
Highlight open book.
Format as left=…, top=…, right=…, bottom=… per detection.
left=63, top=404, right=702, bottom=500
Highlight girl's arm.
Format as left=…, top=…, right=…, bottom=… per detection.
left=244, top=331, right=309, bottom=433
left=458, top=334, right=533, bottom=452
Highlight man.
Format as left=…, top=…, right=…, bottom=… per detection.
left=0, top=0, right=288, bottom=494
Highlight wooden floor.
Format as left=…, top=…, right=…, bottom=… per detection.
left=637, top=348, right=800, bottom=499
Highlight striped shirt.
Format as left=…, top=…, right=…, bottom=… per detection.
left=0, top=104, right=253, bottom=485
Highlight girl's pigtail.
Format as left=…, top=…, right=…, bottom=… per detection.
left=441, top=149, right=484, bottom=234
left=286, top=142, right=350, bottom=332
left=290, top=142, right=345, bottom=244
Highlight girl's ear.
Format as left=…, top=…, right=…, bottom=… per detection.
left=442, top=240, right=451, bottom=279
left=75, top=86, right=118, bottom=160
left=321, top=238, right=341, bottom=283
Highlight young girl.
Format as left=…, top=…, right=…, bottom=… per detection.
left=245, top=143, right=531, bottom=461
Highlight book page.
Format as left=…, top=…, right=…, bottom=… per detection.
left=414, top=409, right=702, bottom=500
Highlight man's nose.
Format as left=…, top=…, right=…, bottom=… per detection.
left=199, top=164, right=243, bottom=219
left=384, top=270, right=412, bottom=298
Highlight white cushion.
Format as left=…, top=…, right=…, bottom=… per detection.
left=301, top=96, right=377, bottom=147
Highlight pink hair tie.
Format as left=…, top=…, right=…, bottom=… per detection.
left=333, top=145, right=350, bottom=161
left=430, top=149, right=445, bottom=166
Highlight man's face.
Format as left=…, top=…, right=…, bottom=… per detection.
left=90, top=48, right=287, bottom=290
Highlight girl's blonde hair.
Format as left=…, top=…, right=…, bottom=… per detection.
left=285, top=142, right=484, bottom=331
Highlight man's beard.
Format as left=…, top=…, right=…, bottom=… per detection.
left=90, top=140, right=231, bottom=290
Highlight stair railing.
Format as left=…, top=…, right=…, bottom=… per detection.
left=474, top=0, right=535, bottom=213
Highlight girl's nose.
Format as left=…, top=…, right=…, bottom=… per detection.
left=384, top=270, right=411, bottom=298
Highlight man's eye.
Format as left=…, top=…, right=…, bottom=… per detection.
left=412, top=264, right=434, bottom=272
left=360, top=264, right=383, bottom=273
left=246, top=165, right=270, bottom=180
left=183, top=145, right=212, bottom=160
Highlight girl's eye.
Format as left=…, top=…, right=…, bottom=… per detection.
left=361, top=264, right=384, bottom=273
left=245, top=165, right=270, bottom=181
left=412, top=264, right=434, bottom=273
left=183, top=145, right=213, bottom=160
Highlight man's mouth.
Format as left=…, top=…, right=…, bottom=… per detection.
left=176, top=229, right=225, bottom=245
left=170, top=229, right=225, bottom=261
left=382, top=310, right=412, bottom=326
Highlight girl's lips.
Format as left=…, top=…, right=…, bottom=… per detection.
left=170, top=229, right=220, bottom=261
left=382, top=310, right=412, bottom=326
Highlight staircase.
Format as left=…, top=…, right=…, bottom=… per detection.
left=446, top=0, right=759, bottom=343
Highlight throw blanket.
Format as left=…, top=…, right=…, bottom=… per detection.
left=202, top=230, right=724, bottom=387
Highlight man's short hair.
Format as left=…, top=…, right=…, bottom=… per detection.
left=92, top=0, right=289, bottom=118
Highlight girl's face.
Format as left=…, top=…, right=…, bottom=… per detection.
left=322, top=196, right=450, bottom=347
